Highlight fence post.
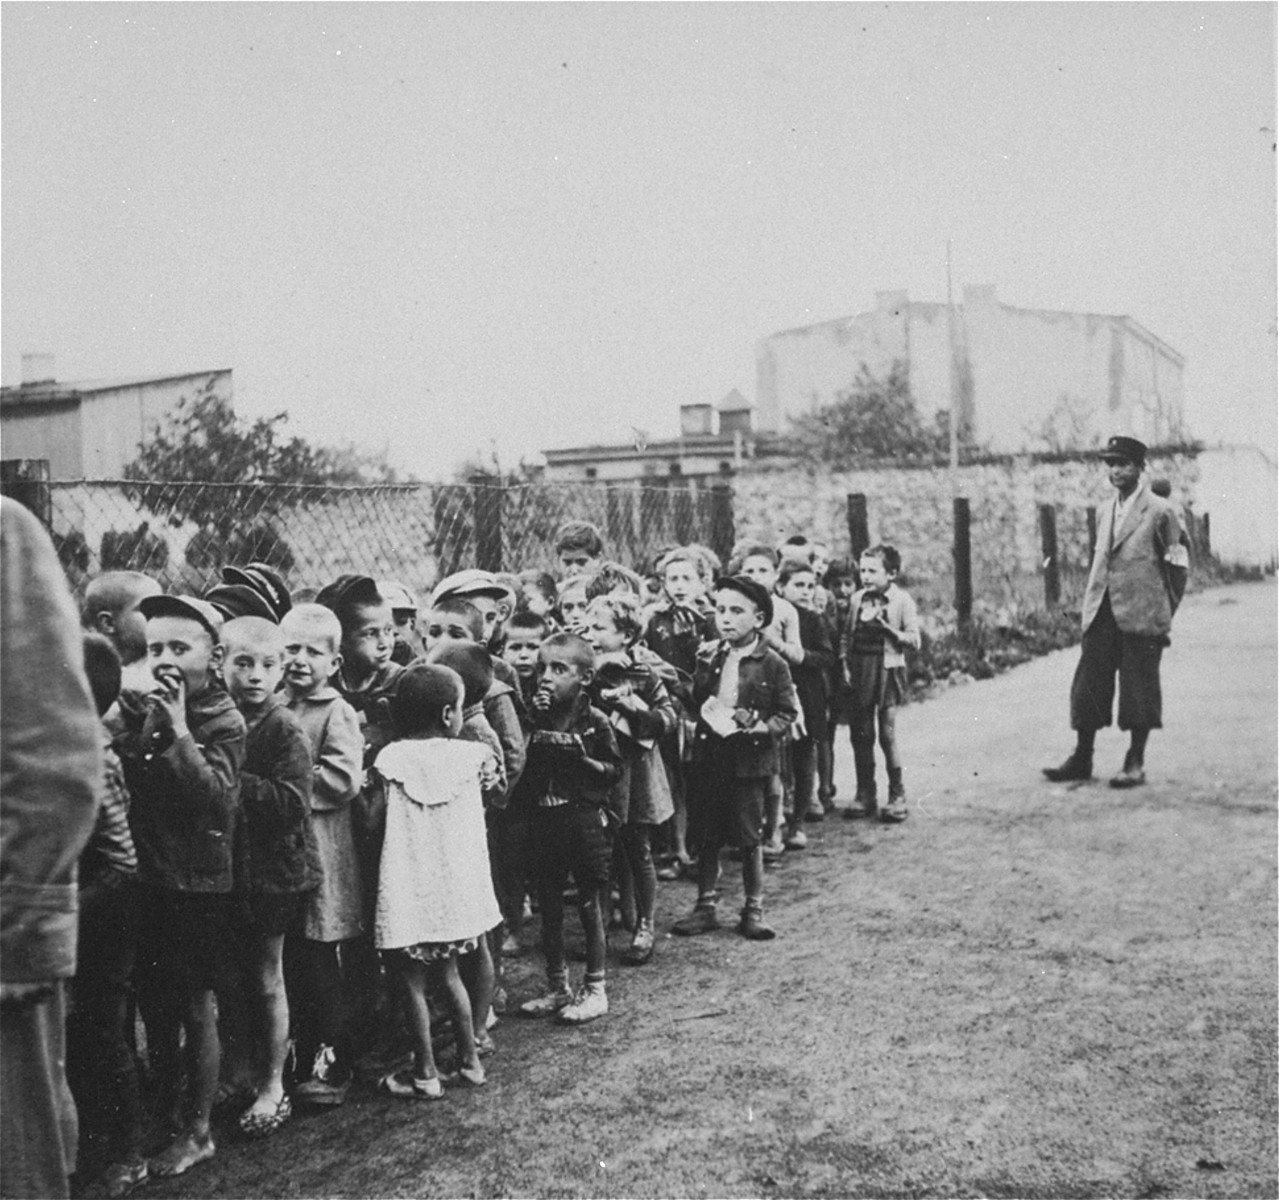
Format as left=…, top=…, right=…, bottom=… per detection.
left=672, top=480, right=695, bottom=545
left=1201, top=512, right=1211, bottom=559
left=1086, top=506, right=1097, bottom=561
left=708, top=480, right=735, bottom=566
left=953, top=497, right=972, bottom=625
left=0, top=459, right=52, bottom=529
left=470, top=474, right=503, bottom=573
left=846, top=493, right=870, bottom=561
left=1039, top=503, right=1060, bottom=608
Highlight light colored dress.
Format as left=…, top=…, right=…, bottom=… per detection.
left=373, top=738, right=501, bottom=954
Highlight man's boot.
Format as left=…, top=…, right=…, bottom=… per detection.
left=1043, top=733, right=1095, bottom=782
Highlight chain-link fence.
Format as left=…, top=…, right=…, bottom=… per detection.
left=39, top=476, right=735, bottom=600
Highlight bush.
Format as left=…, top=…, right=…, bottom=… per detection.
left=907, top=606, right=1081, bottom=698
left=101, top=522, right=170, bottom=573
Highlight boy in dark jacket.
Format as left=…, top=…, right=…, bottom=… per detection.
left=672, top=576, right=798, bottom=941
left=220, top=616, right=318, bottom=1139
left=117, top=595, right=245, bottom=1179
left=512, top=633, right=622, bottom=1025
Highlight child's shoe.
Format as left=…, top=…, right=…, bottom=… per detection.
left=97, top=1158, right=149, bottom=1199
left=738, top=903, right=777, bottom=941
left=379, top=1069, right=443, bottom=1100
left=517, top=981, right=574, bottom=1017
left=294, top=1044, right=352, bottom=1107
left=761, top=832, right=785, bottom=863
left=783, top=825, right=808, bottom=850
left=880, top=773, right=907, bottom=822
left=621, top=919, right=655, bottom=965
left=556, top=983, right=608, bottom=1025
left=843, top=789, right=877, bottom=820
left=671, top=901, right=720, bottom=937
left=148, top=1132, right=215, bottom=1178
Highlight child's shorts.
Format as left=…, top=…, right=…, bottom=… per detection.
left=529, top=803, right=612, bottom=896
left=137, top=887, right=228, bottom=994
left=692, top=771, right=768, bottom=851
left=847, top=653, right=907, bottom=712
left=230, top=892, right=307, bottom=940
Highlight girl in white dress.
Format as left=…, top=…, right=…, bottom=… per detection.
left=367, top=664, right=501, bottom=1099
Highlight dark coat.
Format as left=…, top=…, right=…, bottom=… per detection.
left=118, top=680, right=245, bottom=894
left=510, top=694, right=623, bottom=811
left=793, top=607, right=835, bottom=740
left=235, top=700, right=321, bottom=896
left=690, top=639, right=798, bottom=778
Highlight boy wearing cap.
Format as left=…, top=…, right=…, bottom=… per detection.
left=1044, top=436, right=1189, bottom=788
left=377, top=580, right=421, bottom=665
left=672, top=575, right=798, bottom=941
left=115, top=595, right=246, bottom=1178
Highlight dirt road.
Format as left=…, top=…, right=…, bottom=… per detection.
left=161, top=581, right=1277, bottom=1200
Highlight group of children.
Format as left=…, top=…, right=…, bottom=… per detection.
left=65, top=519, right=919, bottom=1197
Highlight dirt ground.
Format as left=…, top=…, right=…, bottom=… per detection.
left=155, top=580, right=1277, bottom=1200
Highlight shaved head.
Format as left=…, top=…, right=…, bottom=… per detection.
left=82, top=571, right=162, bottom=664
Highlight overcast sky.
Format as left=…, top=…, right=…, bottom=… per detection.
left=3, top=3, right=1274, bottom=479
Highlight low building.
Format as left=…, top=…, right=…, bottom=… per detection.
left=541, top=389, right=791, bottom=482
left=755, top=286, right=1186, bottom=453
left=0, top=355, right=232, bottom=479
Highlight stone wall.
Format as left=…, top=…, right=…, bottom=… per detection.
left=731, top=449, right=1201, bottom=611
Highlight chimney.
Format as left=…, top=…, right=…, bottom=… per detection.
left=680, top=403, right=714, bottom=437
left=718, top=388, right=753, bottom=437
left=21, top=353, right=56, bottom=384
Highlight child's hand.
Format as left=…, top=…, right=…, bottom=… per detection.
left=149, top=673, right=189, bottom=740
left=761, top=628, right=783, bottom=651
left=601, top=685, right=636, bottom=710
left=531, top=687, right=552, bottom=713
left=479, top=756, right=501, bottom=793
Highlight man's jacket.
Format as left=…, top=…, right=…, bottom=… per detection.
left=1082, top=482, right=1188, bottom=638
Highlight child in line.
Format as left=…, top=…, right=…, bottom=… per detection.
left=673, top=576, right=797, bottom=941
left=643, top=547, right=718, bottom=877
left=517, top=570, right=559, bottom=627
left=315, top=576, right=403, bottom=1060
left=317, top=576, right=403, bottom=769
left=554, top=520, right=605, bottom=579
left=775, top=561, right=835, bottom=843
left=839, top=545, right=920, bottom=824
left=817, top=558, right=858, bottom=812
left=80, top=570, right=163, bottom=705
left=278, top=604, right=365, bottom=1109
left=220, top=617, right=319, bottom=1138
left=419, top=597, right=523, bottom=1006
left=502, top=610, right=549, bottom=711
left=583, top=594, right=677, bottom=966
left=67, top=633, right=147, bottom=1199
left=729, top=542, right=805, bottom=860
left=514, top=634, right=622, bottom=1024
left=377, top=580, right=422, bottom=666
left=119, top=595, right=245, bottom=1178
left=367, top=665, right=502, bottom=1098
left=425, top=641, right=504, bottom=1048
left=557, top=575, right=591, bottom=635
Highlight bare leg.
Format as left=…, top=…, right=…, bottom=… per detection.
left=431, top=955, right=480, bottom=1076
left=392, top=956, right=437, bottom=1081
left=243, top=934, right=289, bottom=1118
left=457, top=939, right=495, bottom=1041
